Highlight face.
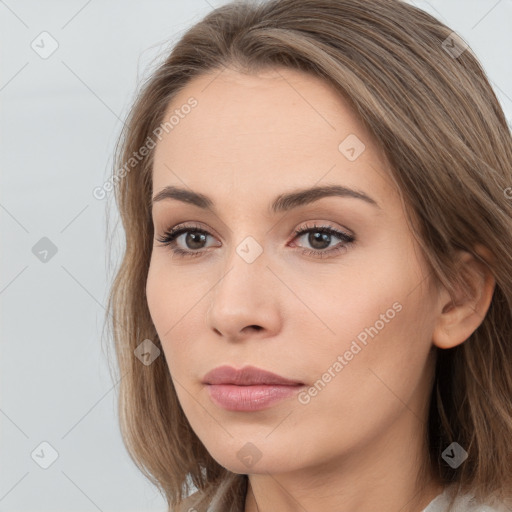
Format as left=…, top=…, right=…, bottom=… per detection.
left=146, top=66, right=442, bottom=476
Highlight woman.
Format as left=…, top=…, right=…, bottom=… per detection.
left=105, top=0, right=512, bottom=510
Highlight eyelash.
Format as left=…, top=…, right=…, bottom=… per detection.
left=155, top=222, right=355, bottom=259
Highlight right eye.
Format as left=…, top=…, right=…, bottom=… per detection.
left=156, top=223, right=220, bottom=258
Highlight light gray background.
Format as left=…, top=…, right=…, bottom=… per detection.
left=1, top=1, right=511, bottom=511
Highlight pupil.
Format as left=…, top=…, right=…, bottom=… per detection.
left=310, top=231, right=330, bottom=250
left=186, top=232, right=206, bottom=249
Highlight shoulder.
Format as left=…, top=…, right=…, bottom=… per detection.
left=463, top=496, right=511, bottom=512
left=425, top=485, right=511, bottom=512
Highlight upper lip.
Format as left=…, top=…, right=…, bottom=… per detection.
left=202, top=365, right=304, bottom=386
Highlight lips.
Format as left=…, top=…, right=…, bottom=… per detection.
left=202, top=365, right=305, bottom=412
left=202, top=365, right=304, bottom=386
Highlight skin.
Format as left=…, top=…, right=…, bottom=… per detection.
left=146, top=65, right=495, bottom=512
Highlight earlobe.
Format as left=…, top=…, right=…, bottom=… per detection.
left=432, top=244, right=496, bottom=350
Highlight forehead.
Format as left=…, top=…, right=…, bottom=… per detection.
left=152, top=66, right=397, bottom=210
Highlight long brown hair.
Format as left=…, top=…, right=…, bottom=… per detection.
left=104, top=0, right=512, bottom=509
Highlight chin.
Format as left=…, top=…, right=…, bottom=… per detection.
left=205, top=441, right=300, bottom=476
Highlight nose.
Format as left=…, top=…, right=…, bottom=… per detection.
left=205, top=245, right=282, bottom=342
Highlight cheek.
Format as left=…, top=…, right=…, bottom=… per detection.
left=297, top=263, right=437, bottom=425
left=146, top=258, right=205, bottom=372
left=298, top=242, right=436, bottom=387
left=146, top=261, right=167, bottom=332
left=146, top=256, right=194, bottom=328
left=298, top=248, right=425, bottom=349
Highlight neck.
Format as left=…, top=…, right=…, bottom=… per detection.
left=244, top=411, right=444, bottom=512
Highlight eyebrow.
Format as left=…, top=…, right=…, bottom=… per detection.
left=151, top=184, right=380, bottom=214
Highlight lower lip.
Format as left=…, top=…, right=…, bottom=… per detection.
left=206, top=384, right=303, bottom=411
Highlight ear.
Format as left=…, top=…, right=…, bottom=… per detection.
left=432, top=244, right=496, bottom=350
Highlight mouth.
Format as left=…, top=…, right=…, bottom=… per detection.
left=205, top=383, right=303, bottom=411
left=202, top=365, right=305, bottom=411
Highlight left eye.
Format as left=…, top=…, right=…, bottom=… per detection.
left=292, top=223, right=355, bottom=256
left=156, top=222, right=355, bottom=259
